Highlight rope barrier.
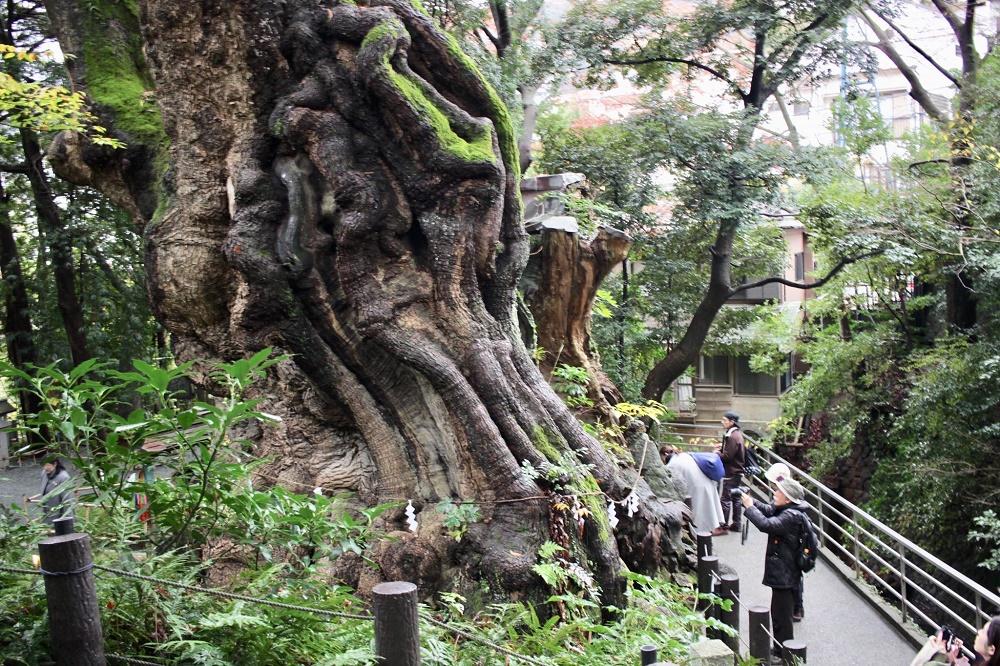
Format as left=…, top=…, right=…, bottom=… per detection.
left=706, top=570, right=752, bottom=652
left=39, top=563, right=94, bottom=576
left=91, top=564, right=375, bottom=622
left=107, top=655, right=166, bottom=666
left=5, top=560, right=555, bottom=665
left=422, top=615, right=553, bottom=666
left=0, top=564, right=43, bottom=576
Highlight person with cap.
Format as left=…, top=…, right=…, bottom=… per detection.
left=765, top=462, right=805, bottom=622
left=740, top=473, right=808, bottom=664
left=715, top=411, right=746, bottom=533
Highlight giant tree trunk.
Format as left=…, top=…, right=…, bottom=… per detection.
left=46, top=0, right=688, bottom=601
left=0, top=176, right=42, bottom=419
left=524, top=225, right=631, bottom=416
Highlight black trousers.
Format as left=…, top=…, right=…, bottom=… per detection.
left=771, top=587, right=795, bottom=653
left=720, top=476, right=743, bottom=527
left=793, top=574, right=804, bottom=613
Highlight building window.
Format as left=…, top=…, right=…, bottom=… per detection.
left=700, top=355, right=731, bottom=385
left=780, top=356, right=794, bottom=393
left=734, top=356, right=778, bottom=395
left=794, top=252, right=805, bottom=281
left=729, top=280, right=781, bottom=302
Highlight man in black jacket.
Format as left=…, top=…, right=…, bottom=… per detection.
left=716, top=411, right=746, bottom=532
left=741, top=475, right=807, bottom=664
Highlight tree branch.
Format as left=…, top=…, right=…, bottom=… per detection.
left=859, top=11, right=949, bottom=124
left=865, top=3, right=961, bottom=88
left=602, top=55, right=749, bottom=104
left=488, top=0, right=511, bottom=57
left=908, top=158, right=951, bottom=170
left=479, top=25, right=501, bottom=52
left=929, top=0, right=964, bottom=40
left=772, top=89, right=801, bottom=150
left=728, top=250, right=882, bottom=296
left=0, top=162, right=28, bottom=174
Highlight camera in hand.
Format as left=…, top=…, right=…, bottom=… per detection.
left=729, top=486, right=749, bottom=500
left=940, top=625, right=955, bottom=650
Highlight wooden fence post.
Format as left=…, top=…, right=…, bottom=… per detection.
left=696, top=554, right=718, bottom=611
left=373, top=581, right=420, bottom=666
left=696, top=531, right=713, bottom=558
left=53, top=516, right=75, bottom=535
left=37, top=533, right=105, bottom=666
left=783, top=639, right=807, bottom=664
left=718, top=573, right=740, bottom=653
left=748, top=604, right=771, bottom=662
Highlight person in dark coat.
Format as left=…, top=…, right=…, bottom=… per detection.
left=32, top=455, right=73, bottom=524
left=740, top=475, right=807, bottom=664
left=715, top=411, right=746, bottom=532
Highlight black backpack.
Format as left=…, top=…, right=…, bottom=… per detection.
left=743, top=444, right=763, bottom=478
left=791, top=509, right=820, bottom=572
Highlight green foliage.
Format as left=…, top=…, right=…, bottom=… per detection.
left=0, top=352, right=391, bottom=562
left=550, top=363, right=593, bottom=408
left=829, top=94, right=892, bottom=158
left=418, top=572, right=723, bottom=665
left=435, top=498, right=481, bottom=541
left=0, top=44, right=122, bottom=147
left=970, top=511, right=1000, bottom=573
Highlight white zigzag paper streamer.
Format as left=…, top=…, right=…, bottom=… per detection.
left=405, top=500, right=419, bottom=532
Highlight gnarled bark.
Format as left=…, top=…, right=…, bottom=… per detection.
left=43, top=0, right=689, bottom=601
left=524, top=225, right=631, bottom=416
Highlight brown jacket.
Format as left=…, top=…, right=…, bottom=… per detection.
left=720, top=426, right=746, bottom=477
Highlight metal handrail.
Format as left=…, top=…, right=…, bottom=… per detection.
left=746, top=441, right=999, bottom=645
left=664, top=420, right=1000, bottom=637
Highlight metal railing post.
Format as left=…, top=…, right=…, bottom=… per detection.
left=899, top=543, right=908, bottom=623
left=852, top=510, right=861, bottom=580
left=816, top=487, right=826, bottom=548
left=975, top=591, right=983, bottom=626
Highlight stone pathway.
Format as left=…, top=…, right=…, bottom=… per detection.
left=713, top=522, right=918, bottom=665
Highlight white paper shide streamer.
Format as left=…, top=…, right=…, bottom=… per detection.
left=405, top=500, right=419, bottom=532
left=625, top=492, right=639, bottom=518
left=607, top=500, right=619, bottom=529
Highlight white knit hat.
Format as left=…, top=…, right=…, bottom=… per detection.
left=764, top=462, right=791, bottom=484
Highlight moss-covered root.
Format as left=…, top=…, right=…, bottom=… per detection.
left=355, top=16, right=500, bottom=174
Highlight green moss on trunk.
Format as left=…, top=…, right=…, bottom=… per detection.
left=578, top=474, right=611, bottom=543
left=531, top=425, right=561, bottom=463
left=365, top=21, right=496, bottom=164
left=81, top=0, right=167, bottom=150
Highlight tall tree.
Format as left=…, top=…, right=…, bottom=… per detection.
left=42, top=0, right=688, bottom=600
left=553, top=0, right=878, bottom=401
left=860, top=0, right=989, bottom=329
left=1, top=2, right=91, bottom=365
left=0, top=173, right=42, bottom=418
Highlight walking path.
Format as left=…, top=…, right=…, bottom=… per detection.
left=713, top=523, right=918, bottom=665
left=0, top=461, right=46, bottom=517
